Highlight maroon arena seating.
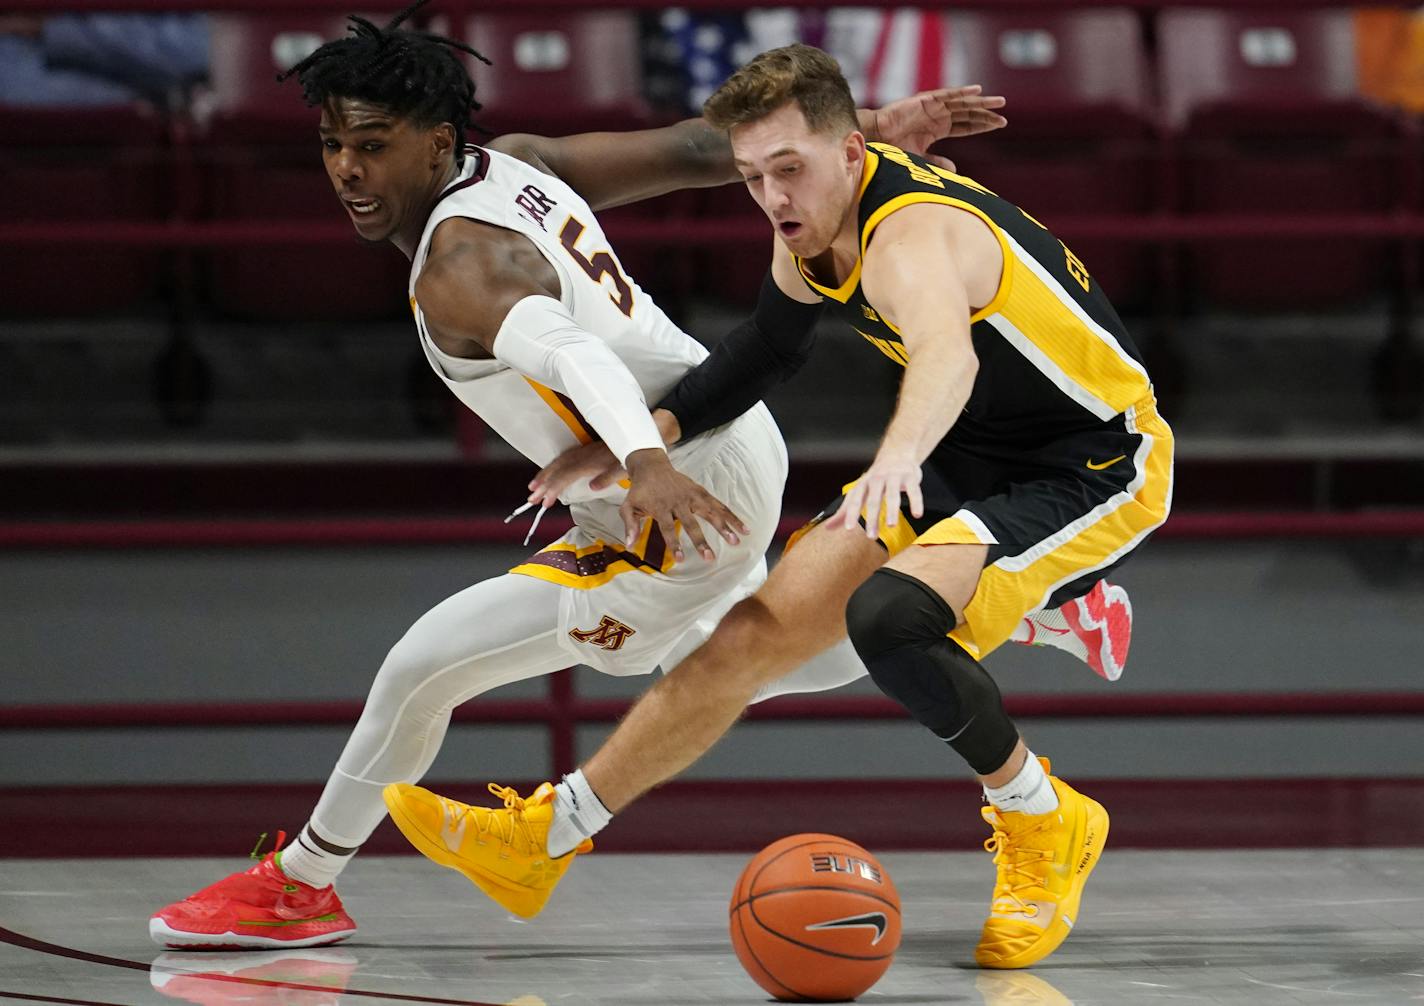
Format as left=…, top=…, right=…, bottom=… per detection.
left=0, top=106, right=166, bottom=316
left=462, top=13, right=650, bottom=137
left=199, top=13, right=410, bottom=321
left=461, top=14, right=693, bottom=307
left=941, top=10, right=1159, bottom=310
left=1158, top=8, right=1403, bottom=309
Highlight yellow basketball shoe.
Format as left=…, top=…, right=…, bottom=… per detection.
left=382, top=782, right=591, bottom=919
left=975, top=760, right=1108, bottom=969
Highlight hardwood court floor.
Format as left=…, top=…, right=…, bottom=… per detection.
left=2, top=850, right=1421, bottom=1005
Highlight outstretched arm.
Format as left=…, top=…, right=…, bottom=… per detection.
left=417, top=218, right=747, bottom=560
left=829, top=205, right=988, bottom=534
left=655, top=240, right=822, bottom=440
left=526, top=240, right=820, bottom=506
left=490, top=86, right=1006, bottom=211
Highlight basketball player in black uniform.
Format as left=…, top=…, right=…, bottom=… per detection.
left=396, top=44, right=1173, bottom=970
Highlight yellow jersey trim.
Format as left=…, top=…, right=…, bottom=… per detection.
left=523, top=378, right=593, bottom=445
left=858, top=192, right=1014, bottom=325
left=794, top=149, right=881, bottom=303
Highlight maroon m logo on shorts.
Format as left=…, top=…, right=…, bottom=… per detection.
left=569, top=615, right=637, bottom=652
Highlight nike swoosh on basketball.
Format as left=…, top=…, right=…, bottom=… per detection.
left=1086, top=455, right=1126, bottom=471
left=805, top=912, right=889, bottom=945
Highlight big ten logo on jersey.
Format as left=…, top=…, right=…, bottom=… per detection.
left=514, top=184, right=557, bottom=230
left=810, top=852, right=884, bottom=885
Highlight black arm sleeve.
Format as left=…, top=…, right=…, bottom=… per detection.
left=656, top=270, right=823, bottom=441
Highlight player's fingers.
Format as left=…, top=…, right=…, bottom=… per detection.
left=923, top=154, right=957, bottom=172
left=589, top=463, right=627, bottom=491
left=696, top=495, right=744, bottom=546
left=882, top=483, right=900, bottom=527
left=837, top=485, right=868, bottom=530
left=679, top=512, right=716, bottom=562
left=829, top=493, right=858, bottom=532
left=907, top=480, right=925, bottom=519
left=858, top=481, right=883, bottom=538
left=620, top=503, right=641, bottom=549
left=966, top=109, right=1009, bottom=128
left=950, top=94, right=1006, bottom=111
left=860, top=487, right=882, bottom=535
left=928, top=84, right=982, bottom=100
left=656, top=512, right=685, bottom=564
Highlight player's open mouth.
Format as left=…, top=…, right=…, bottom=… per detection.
left=778, top=221, right=802, bottom=237
left=344, top=197, right=382, bottom=218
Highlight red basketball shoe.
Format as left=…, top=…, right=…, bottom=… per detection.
left=150, top=840, right=357, bottom=950
left=1012, top=580, right=1132, bottom=682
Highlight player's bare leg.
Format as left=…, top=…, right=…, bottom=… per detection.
left=585, top=520, right=888, bottom=813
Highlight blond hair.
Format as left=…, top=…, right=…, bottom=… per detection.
left=703, top=43, right=858, bottom=136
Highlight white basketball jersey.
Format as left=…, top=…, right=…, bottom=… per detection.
left=409, top=146, right=715, bottom=505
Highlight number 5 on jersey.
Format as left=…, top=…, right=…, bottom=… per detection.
left=559, top=216, right=635, bottom=318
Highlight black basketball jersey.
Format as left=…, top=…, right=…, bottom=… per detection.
left=792, top=142, right=1153, bottom=451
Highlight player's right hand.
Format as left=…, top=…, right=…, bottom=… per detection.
left=621, top=448, right=749, bottom=564
left=528, top=440, right=626, bottom=509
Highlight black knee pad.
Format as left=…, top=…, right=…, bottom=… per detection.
left=846, top=568, right=959, bottom=658
left=846, top=569, right=1018, bottom=775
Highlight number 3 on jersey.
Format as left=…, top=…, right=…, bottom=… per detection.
left=559, top=216, right=634, bottom=317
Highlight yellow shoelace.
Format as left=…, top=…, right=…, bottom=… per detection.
left=467, top=783, right=536, bottom=848
left=983, top=820, right=1055, bottom=918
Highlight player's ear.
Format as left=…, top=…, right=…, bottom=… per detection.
left=430, top=123, right=455, bottom=166
left=843, top=129, right=866, bottom=174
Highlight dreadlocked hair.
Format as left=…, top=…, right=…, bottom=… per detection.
left=278, top=0, right=491, bottom=161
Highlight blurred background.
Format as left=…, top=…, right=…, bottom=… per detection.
left=1, top=0, right=1421, bottom=857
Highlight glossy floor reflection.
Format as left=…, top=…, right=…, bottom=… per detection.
left=2, top=850, right=1422, bottom=1005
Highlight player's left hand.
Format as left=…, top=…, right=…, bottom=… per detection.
left=873, top=85, right=1007, bottom=172
left=528, top=440, right=626, bottom=509
left=831, top=455, right=924, bottom=539
left=622, top=448, right=750, bottom=564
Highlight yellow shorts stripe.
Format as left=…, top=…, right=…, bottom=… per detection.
left=510, top=521, right=672, bottom=590
left=949, top=402, right=1174, bottom=659
left=916, top=515, right=995, bottom=547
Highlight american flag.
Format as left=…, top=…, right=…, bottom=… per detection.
left=644, top=7, right=951, bottom=114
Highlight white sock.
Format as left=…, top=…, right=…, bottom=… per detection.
left=548, top=770, right=611, bottom=858
left=983, top=751, right=1060, bottom=816
left=276, top=826, right=355, bottom=889
left=1011, top=604, right=1070, bottom=643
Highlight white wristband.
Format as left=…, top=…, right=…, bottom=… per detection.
left=492, top=295, right=665, bottom=464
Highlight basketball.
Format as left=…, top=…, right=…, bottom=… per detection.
left=729, top=833, right=901, bottom=1002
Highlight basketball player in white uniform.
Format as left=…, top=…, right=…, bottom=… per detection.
left=149, top=5, right=1007, bottom=948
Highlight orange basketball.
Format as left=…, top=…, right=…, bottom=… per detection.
left=729, top=833, right=901, bottom=1002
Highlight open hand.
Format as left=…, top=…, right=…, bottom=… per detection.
left=830, top=455, right=924, bottom=539
left=873, top=85, right=1008, bottom=172
left=621, top=448, right=750, bottom=564
left=528, top=439, right=626, bottom=509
